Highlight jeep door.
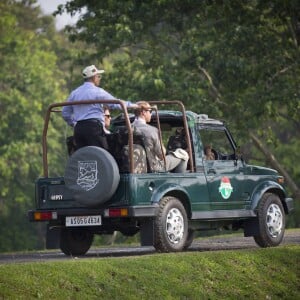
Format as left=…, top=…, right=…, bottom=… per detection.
left=199, top=127, right=247, bottom=210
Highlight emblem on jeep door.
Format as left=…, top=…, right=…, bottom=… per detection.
left=77, top=161, right=99, bottom=191
left=218, top=176, right=233, bottom=199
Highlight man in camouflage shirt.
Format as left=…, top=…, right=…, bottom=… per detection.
left=132, top=101, right=188, bottom=172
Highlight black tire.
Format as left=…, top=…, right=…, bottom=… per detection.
left=119, top=227, right=139, bottom=236
left=64, top=146, right=120, bottom=207
left=183, top=229, right=194, bottom=250
left=60, top=228, right=93, bottom=256
left=154, top=196, right=188, bottom=252
left=254, top=193, right=285, bottom=247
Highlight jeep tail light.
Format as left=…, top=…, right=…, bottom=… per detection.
left=34, top=211, right=58, bottom=221
left=105, top=208, right=128, bottom=217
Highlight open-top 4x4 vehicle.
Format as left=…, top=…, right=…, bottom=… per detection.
left=28, top=100, right=294, bottom=256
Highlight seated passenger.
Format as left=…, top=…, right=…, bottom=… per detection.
left=132, top=101, right=189, bottom=172
left=167, top=128, right=187, bottom=152
left=204, top=144, right=215, bottom=160
left=103, top=105, right=112, bottom=134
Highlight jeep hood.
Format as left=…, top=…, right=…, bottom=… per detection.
left=245, top=165, right=278, bottom=176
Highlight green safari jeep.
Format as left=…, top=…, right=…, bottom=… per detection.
left=28, top=100, right=294, bottom=255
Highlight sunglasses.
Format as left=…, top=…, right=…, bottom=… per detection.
left=145, top=109, right=152, bottom=113
left=105, top=114, right=111, bottom=118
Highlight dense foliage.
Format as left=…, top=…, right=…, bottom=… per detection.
left=0, top=0, right=69, bottom=251
left=0, top=0, right=299, bottom=251
left=61, top=1, right=300, bottom=121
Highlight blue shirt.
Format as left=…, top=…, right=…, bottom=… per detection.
left=62, top=82, right=132, bottom=126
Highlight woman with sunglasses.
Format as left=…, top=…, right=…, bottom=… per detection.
left=103, top=106, right=112, bottom=134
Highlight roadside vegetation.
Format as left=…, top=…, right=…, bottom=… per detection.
left=0, top=245, right=299, bottom=299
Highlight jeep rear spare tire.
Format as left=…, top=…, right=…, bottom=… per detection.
left=64, top=146, right=120, bottom=207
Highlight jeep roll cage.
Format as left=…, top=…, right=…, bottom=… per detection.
left=42, top=100, right=194, bottom=177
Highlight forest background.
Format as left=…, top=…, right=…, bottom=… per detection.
left=0, top=0, right=299, bottom=252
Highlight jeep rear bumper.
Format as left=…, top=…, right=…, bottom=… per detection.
left=28, top=205, right=158, bottom=222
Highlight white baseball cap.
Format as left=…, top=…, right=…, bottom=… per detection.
left=82, top=65, right=105, bottom=78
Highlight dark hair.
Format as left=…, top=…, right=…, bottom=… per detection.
left=103, top=105, right=110, bottom=112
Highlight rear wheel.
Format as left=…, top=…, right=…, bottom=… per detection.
left=154, top=196, right=188, bottom=252
left=60, top=228, right=94, bottom=256
left=254, top=193, right=285, bottom=247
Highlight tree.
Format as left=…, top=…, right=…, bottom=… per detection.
left=0, top=0, right=69, bottom=251
left=58, top=0, right=299, bottom=124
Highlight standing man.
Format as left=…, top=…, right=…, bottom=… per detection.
left=132, top=101, right=189, bottom=172
left=62, top=64, right=135, bottom=150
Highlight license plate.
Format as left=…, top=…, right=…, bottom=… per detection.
left=65, top=215, right=102, bottom=227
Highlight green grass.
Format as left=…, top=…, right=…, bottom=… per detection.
left=0, top=245, right=299, bottom=299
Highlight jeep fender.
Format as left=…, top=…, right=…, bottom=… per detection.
left=250, top=181, right=286, bottom=212
left=150, top=182, right=191, bottom=217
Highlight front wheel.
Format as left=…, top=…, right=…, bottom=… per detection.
left=60, top=228, right=94, bottom=256
left=254, top=193, right=285, bottom=247
left=154, top=196, right=188, bottom=252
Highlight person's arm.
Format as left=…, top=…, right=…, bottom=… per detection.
left=108, top=99, right=136, bottom=110
left=62, top=103, right=74, bottom=127
left=98, top=89, right=136, bottom=110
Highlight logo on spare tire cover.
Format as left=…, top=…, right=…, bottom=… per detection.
left=77, top=161, right=99, bottom=191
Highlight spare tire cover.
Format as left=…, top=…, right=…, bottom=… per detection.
left=64, top=146, right=120, bottom=207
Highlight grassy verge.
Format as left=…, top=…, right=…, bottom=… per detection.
left=0, top=245, right=299, bottom=299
